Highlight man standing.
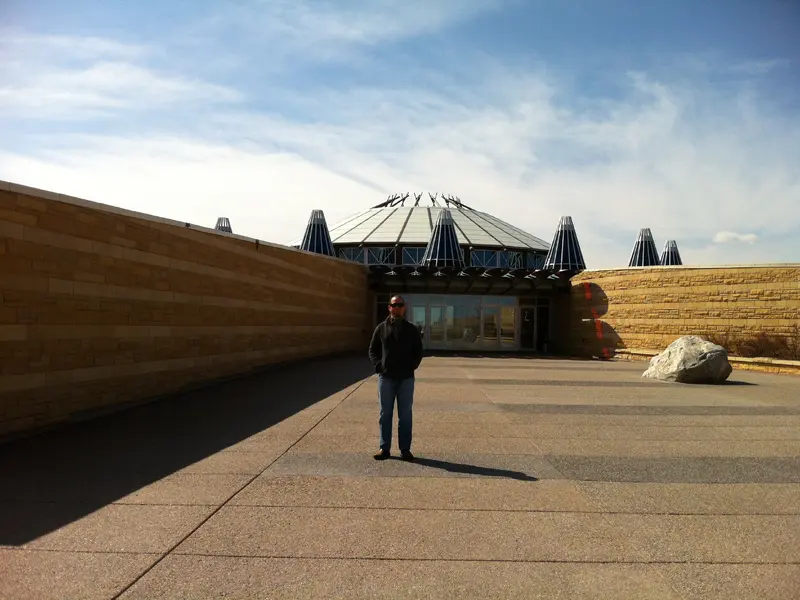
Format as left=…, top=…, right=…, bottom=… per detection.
left=368, top=295, right=424, bottom=461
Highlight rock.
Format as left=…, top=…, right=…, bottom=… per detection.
left=643, top=336, right=733, bottom=384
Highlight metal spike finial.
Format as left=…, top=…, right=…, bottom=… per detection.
left=421, top=208, right=465, bottom=269
left=628, top=228, right=660, bottom=267
left=660, top=239, right=683, bottom=266
left=299, top=209, right=335, bottom=257
left=543, top=216, right=586, bottom=273
left=215, top=217, right=232, bottom=233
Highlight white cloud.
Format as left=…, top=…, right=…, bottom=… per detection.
left=0, top=29, right=148, bottom=61
left=0, top=33, right=241, bottom=120
left=0, top=138, right=378, bottom=242
left=1, top=25, right=798, bottom=269
left=197, top=68, right=800, bottom=264
left=209, top=0, right=510, bottom=51
left=1, top=61, right=242, bottom=119
left=727, top=58, right=790, bottom=76
left=714, top=231, right=759, bottom=244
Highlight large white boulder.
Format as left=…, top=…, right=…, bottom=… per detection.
left=643, top=336, right=733, bottom=384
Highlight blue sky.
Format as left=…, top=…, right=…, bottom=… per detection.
left=1, top=0, right=798, bottom=267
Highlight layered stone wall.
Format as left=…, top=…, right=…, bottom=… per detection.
left=0, top=181, right=372, bottom=437
left=568, top=266, right=800, bottom=359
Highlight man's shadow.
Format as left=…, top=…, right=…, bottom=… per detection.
left=390, top=457, right=538, bottom=481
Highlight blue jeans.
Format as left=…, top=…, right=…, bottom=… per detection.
left=378, top=375, right=415, bottom=452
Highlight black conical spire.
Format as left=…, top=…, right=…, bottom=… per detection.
left=421, top=208, right=465, bottom=268
left=215, top=217, right=232, bottom=233
left=660, top=240, right=683, bottom=266
left=300, top=210, right=335, bottom=256
left=543, top=216, right=586, bottom=273
left=628, top=228, right=660, bottom=267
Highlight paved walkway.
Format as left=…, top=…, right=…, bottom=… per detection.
left=1, top=356, right=799, bottom=599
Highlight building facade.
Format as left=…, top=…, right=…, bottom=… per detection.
left=291, top=193, right=586, bottom=353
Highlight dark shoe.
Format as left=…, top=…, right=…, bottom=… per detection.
left=374, top=449, right=391, bottom=460
left=401, top=450, right=414, bottom=461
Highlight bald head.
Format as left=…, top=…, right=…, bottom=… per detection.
left=388, top=295, right=406, bottom=319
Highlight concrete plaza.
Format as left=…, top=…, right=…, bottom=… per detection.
left=1, top=356, right=799, bottom=599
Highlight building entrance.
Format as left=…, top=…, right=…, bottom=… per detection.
left=520, top=307, right=536, bottom=350
left=376, top=293, right=551, bottom=352
left=519, top=298, right=552, bottom=353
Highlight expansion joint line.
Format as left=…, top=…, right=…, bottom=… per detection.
left=111, top=376, right=370, bottom=599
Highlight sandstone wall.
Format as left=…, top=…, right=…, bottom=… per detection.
left=0, top=181, right=372, bottom=438
left=568, top=266, right=800, bottom=357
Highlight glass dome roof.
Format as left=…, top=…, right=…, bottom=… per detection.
left=292, top=195, right=550, bottom=251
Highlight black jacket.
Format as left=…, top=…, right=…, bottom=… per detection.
left=369, top=317, right=424, bottom=379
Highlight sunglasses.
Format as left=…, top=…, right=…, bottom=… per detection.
left=389, top=302, right=405, bottom=308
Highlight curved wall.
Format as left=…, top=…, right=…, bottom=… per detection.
left=568, top=265, right=800, bottom=359
left=0, top=181, right=372, bottom=438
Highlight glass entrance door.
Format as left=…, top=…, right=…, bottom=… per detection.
left=520, top=307, right=535, bottom=350
left=387, top=294, right=522, bottom=351
left=429, top=305, right=448, bottom=347
left=410, top=305, right=426, bottom=333
left=482, top=306, right=499, bottom=348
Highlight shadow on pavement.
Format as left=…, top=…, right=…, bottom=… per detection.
left=0, top=354, right=372, bottom=546
left=399, top=457, right=538, bottom=481
left=422, top=351, right=596, bottom=362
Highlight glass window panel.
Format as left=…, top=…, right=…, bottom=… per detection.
left=500, top=306, right=515, bottom=346
left=338, top=247, right=364, bottom=263
left=527, top=253, right=545, bottom=269
left=444, top=305, right=456, bottom=340
left=482, top=306, right=498, bottom=343
left=471, top=250, right=498, bottom=267
left=367, top=247, right=397, bottom=265
left=429, top=305, right=447, bottom=344
left=403, top=294, right=422, bottom=306
left=402, top=247, right=426, bottom=265
left=499, top=251, right=524, bottom=269
left=388, top=294, right=524, bottom=350
left=410, top=305, right=426, bottom=333
left=420, top=294, right=480, bottom=307
left=451, top=303, right=480, bottom=347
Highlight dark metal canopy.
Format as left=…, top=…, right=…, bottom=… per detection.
left=543, top=216, right=585, bottom=273
left=628, top=228, right=660, bottom=267
left=660, top=240, right=683, bottom=266
left=367, top=264, right=571, bottom=296
left=300, top=210, right=335, bottom=256
left=215, top=217, right=232, bottom=233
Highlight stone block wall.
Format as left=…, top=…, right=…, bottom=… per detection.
left=0, top=181, right=372, bottom=437
left=568, top=266, right=800, bottom=357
